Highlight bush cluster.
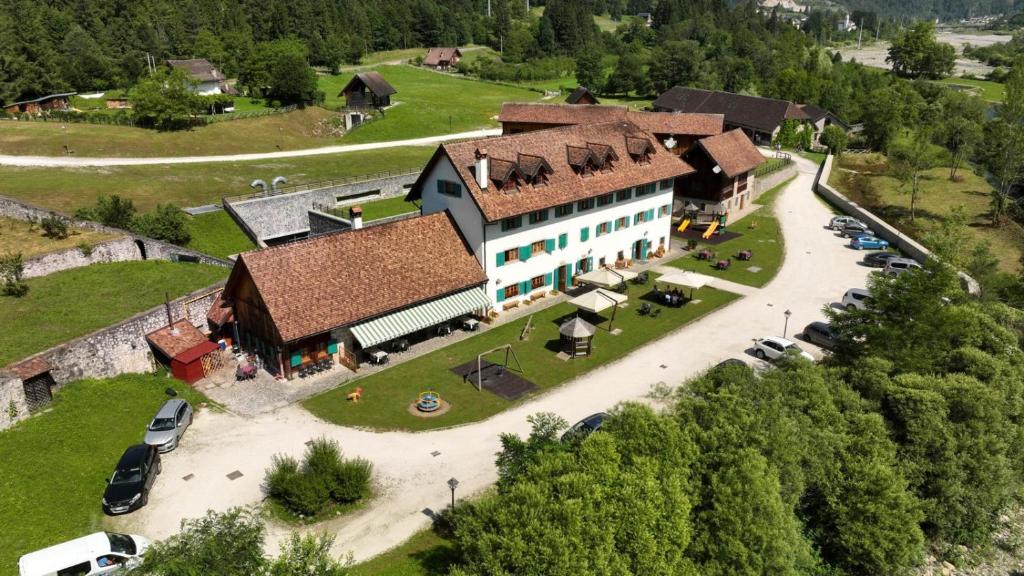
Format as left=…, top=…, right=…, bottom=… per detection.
left=264, top=438, right=372, bottom=517
left=74, top=195, right=191, bottom=246
left=40, top=213, right=69, bottom=240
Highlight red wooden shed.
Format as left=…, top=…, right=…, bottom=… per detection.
left=146, top=320, right=221, bottom=384
left=172, top=340, right=221, bottom=384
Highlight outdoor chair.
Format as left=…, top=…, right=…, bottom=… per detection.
left=638, top=302, right=652, bottom=316
left=636, top=271, right=649, bottom=284
left=650, top=308, right=662, bottom=318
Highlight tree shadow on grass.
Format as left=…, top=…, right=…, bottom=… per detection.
left=409, top=539, right=460, bottom=575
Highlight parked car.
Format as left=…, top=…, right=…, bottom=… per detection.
left=841, top=222, right=873, bottom=237
left=850, top=235, right=889, bottom=250
left=103, top=444, right=161, bottom=515
left=144, top=399, right=193, bottom=453
left=802, top=321, right=836, bottom=349
left=842, top=288, right=871, bottom=311
left=561, top=412, right=607, bottom=442
left=753, top=336, right=814, bottom=362
left=829, top=215, right=864, bottom=230
left=18, top=531, right=150, bottom=576
left=862, top=251, right=900, bottom=268
left=884, top=257, right=923, bottom=277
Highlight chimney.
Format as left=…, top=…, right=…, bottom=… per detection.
left=349, top=205, right=363, bottom=230
left=475, top=148, right=489, bottom=190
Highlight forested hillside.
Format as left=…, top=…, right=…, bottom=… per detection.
left=832, top=0, right=1013, bottom=20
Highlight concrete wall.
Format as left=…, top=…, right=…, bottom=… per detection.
left=751, top=162, right=798, bottom=198
left=0, top=373, right=28, bottom=429
left=815, top=155, right=980, bottom=294
left=0, top=195, right=233, bottom=274
left=224, top=172, right=419, bottom=244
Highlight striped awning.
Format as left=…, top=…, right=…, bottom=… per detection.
left=350, top=287, right=491, bottom=348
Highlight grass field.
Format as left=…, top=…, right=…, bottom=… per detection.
left=829, top=153, right=1024, bottom=272
left=334, top=195, right=420, bottom=222
left=0, top=217, right=120, bottom=259
left=667, top=178, right=791, bottom=287
left=303, top=276, right=739, bottom=431
left=320, top=65, right=543, bottom=143
left=349, top=529, right=457, bottom=576
left=0, top=260, right=228, bottom=367
left=0, top=146, right=435, bottom=213
left=184, top=210, right=256, bottom=259
left=0, top=107, right=342, bottom=158
left=939, top=77, right=1006, bottom=102
left=0, top=375, right=209, bottom=576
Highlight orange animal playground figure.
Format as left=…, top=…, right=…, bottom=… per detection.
left=347, top=387, right=364, bottom=402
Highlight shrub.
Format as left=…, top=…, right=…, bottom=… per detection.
left=131, top=203, right=191, bottom=246
left=78, top=242, right=94, bottom=257
left=40, top=213, right=69, bottom=239
left=264, top=437, right=372, bottom=518
left=0, top=252, right=27, bottom=297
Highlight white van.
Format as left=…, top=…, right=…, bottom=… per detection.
left=19, top=532, right=149, bottom=576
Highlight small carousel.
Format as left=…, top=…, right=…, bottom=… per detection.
left=409, top=389, right=450, bottom=417
left=559, top=316, right=597, bottom=358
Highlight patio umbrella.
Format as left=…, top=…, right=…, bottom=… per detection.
left=569, top=288, right=628, bottom=330
left=657, top=271, right=716, bottom=298
left=575, top=267, right=637, bottom=289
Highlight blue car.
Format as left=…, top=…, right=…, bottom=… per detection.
left=850, top=235, right=889, bottom=250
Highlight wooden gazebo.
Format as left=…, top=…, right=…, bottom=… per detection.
left=559, top=316, right=596, bottom=358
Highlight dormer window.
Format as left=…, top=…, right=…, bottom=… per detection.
left=626, top=136, right=655, bottom=165
left=516, top=153, right=553, bottom=187
left=566, top=145, right=595, bottom=177
left=586, top=142, right=618, bottom=173
left=489, top=157, right=522, bottom=192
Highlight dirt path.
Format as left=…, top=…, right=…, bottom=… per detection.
left=111, top=154, right=876, bottom=563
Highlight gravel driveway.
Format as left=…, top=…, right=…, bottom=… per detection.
left=110, top=154, right=877, bottom=563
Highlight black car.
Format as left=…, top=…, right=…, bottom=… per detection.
left=561, top=412, right=608, bottom=443
left=841, top=222, right=872, bottom=237
left=862, top=251, right=900, bottom=268
left=802, top=321, right=836, bottom=349
left=103, top=444, right=161, bottom=515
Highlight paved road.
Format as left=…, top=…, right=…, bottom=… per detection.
left=111, top=154, right=874, bottom=563
left=0, top=129, right=503, bottom=167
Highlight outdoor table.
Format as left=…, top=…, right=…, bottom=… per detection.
left=369, top=350, right=389, bottom=365
left=462, top=318, right=480, bottom=332
left=698, top=250, right=713, bottom=261
left=716, top=260, right=731, bottom=270
left=738, top=250, right=752, bottom=261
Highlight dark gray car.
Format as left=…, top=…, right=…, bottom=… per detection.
left=144, top=399, right=193, bottom=453
left=802, top=321, right=836, bottom=349
left=841, top=222, right=872, bottom=237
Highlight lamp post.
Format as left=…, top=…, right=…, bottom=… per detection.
left=447, top=477, right=459, bottom=507
left=783, top=309, right=792, bottom=338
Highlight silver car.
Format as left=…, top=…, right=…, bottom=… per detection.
left=144, top=399, right=193, bottom=453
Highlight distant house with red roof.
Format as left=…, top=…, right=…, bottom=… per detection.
left=680, top=128, right=765, bottom=216
left=423, top=47, right=463, bottom=70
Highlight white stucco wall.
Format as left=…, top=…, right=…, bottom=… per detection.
left=419, top=157, right=486, bottom=263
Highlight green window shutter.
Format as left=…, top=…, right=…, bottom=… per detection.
left=624, top=217, right=630, bottom=228
left=558, top=233, right=568, bottom=249
left=545, top=238, right=555, bottom=253
left=290, top=351, right=302, bottom=367
left=327, top=341, right=339, bottom=354
left=496, top=251, right=505, bottom=267
left=519, top=245, right=531, bottom=261
left=544, top=272, right=552, bottom=286
left=520, top=280, right=530, bottom=294
left=614, top=219, right=621, bottom=231
left=497, top=288, right=506, bottom=303
left=647, top=209, right=655, bottom=221
left=581, top=227, right=589, bottom=242
left=633, top=213, right=640, bottom=225
left=587, top=257, right=593, bottom=270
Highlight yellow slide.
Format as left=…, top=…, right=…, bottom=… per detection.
left=702, top=220, right=719, bottom=239
left=676, top=218, right=691, bottom=233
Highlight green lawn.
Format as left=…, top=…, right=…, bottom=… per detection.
left=349, top=529, right=457, bottom=576
left=666, top=178, right=792, bottom=288
left=334, top=196, right=420, bottom=222
left=184, top=210, right=255, bottom=259
left=319, top=65, right=543, bottom=143
left=0, top=217, right=120, bottom=259
left=829, top=153, right=1024, bottom=273
left=303, top=275, right=739, bottom=431
left=0, top=146, right=434, bottom=213
left=0, top=375, right=209, bottom=576
left=0, top=261, right=228, bottom=367
left=939, top=77, right=1006, bottom=103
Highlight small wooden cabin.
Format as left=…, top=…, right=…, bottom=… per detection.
left=340, top=72, right=397, bottom=109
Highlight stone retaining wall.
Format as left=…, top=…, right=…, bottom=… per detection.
left=0, top=195, right=232, bottom=275
left=0, top=282, right=225, bottom=431
left=0, top=374, right=28, bottom=429
left=815, top=155, right=980, bottom=295
left=751, top=163, right=798, bottom=198
left=224, top=172, right=420, bottom=244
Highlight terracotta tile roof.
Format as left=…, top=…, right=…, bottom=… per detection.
left=166, top=59, right=225, bottom=83
left=653, top=87, right=809, bottom=133
left=498, top=103, right=723, bottom=137
left=517, top=153, right=552, bottom=177
left=423, top=47, right=462, bottom=66
left=340, top=71, right=397, bottom=97
left=206, top=294, right=234, bottom=327
left=9, top=357, right=50, bottom=380
left=231, top=212, right=487, bottom=343
left=146, top=320, right=210, bottom=360
left=425, top=121, right=696, bottom=222
left=698, top=128, right=765, bottom=178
